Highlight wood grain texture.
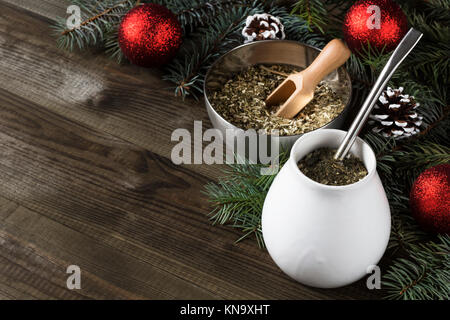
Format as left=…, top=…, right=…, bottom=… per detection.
left=0, top=0, right=218, bottom=180
left=0, top=0, right=382, bottom=300
left=0, top=197, right=216, bottom=299
left=1, top=0, right=69, bottom=21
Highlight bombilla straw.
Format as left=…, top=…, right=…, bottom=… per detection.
left=334, top=28, right=423, bottom=160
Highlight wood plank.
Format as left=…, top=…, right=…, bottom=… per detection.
left=0, top=1, right=218, bottom=180
left=0, top=197, right=216, bottom=299
left=0, top=281, right=35, bottom=299
left=1, top=0, right=69, bottom=21
left=0, top=86, right=378, bottom=299
left=0, top=88, right=250, bottom=299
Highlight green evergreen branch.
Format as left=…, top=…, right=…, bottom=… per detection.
left=389, top=214, right=427, bottom=252
left=291, top=0, right=327, bottom=33
left=270, top=6, right=326, bottom=47
left=203, top=151, right=289, bottom=247
left=383, top=235, right=450, bottom=300
left=53, top=0, right=137, bottom=51
left=169, top=0, right=245, bottom=33
left=60, top=0, right=132, bottom=37
left=402, top=3, right=450, bottom=104
left=104, top=28, right=124, bottom=63
left=373, top=105, right=449, bottom=168
left=163, top=1, right=262, bottom=98
left=394, top=142, right=450, bottom=186
left=324, top=0, right=353, bottom=21
left=400, top=143, right=450, bottom=170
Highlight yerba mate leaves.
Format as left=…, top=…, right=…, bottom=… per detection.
left=210, top=64, right=345, bottom=136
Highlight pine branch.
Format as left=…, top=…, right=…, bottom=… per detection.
left=163, top=1, right=262, bottom=98
left=168, top=0, right=246, bottom=33
left=372, top=105, right=449, bottom=168
left=104, top=28, right=124, bottom=63
left=270, top=6, right=326, bottom=47
left=394, top=142, right=450, bottom=186
left=61, top=0, right=132, bottom=37
left=400, top=143, right=450, bottom=169
left=389, top=211, right=427, bottom=252
left=324, top=0, right=353, bottom=21
left=398, top=0, right=450, bottom=23
left=203, top=151, right=289, bottom=247
left=401, top=4, right=450, bottom=104
left=423, top=107, right=450, bottom=145
left=53, top=0, right=137, bottom=51
left=383, top=235, right=450, bottom=300
left=291, top=0, right=327, bottom=33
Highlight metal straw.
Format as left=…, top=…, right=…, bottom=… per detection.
left=335, top=28, right=423, bottom=160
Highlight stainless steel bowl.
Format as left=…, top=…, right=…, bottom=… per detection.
left=204, top=40, right=353, bottom=151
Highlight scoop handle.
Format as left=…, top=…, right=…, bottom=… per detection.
left=303, top=39, right=351, bottom=88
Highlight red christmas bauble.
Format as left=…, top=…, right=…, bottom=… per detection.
left=118, top=3, right=182, bottom=67
left=343, top=0, right=408, bottom=54
left=410, top=164, right=450, bottom=234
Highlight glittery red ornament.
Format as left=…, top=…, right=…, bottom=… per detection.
left=343, top=0, right=408, bottom=54
left=118, top=3, right=182, bottom=67
left=410, top=164, right=450, bottom=234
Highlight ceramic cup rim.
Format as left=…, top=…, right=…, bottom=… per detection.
left=290, top=129, right=377, bottom=190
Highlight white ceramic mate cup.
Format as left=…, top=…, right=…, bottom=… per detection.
left=262, top=129, right=391, bottom=288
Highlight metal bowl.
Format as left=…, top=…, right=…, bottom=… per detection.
left=204, top=40, right=353, bottom=151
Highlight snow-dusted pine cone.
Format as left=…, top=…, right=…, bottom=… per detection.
left=369, top=87, right=423, bottom=139
left=242, top=13, right=285, bottom=43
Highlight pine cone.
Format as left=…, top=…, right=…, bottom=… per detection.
left=242, top=13, right=285, bottom=43
left=369, top=87, right=423, bottom=139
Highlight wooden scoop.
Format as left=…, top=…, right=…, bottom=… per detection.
left=266, top=39, right=351, bottom=119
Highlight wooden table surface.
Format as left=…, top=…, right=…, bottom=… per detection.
left=0, top=0, right=381, bottom=300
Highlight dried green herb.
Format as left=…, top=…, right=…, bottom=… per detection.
left=298, top=148, right=368, bottom=186
left=210, top=64, right=346, bottom=136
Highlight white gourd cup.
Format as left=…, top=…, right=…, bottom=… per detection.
left=262, top=129, right=391, bottom=288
